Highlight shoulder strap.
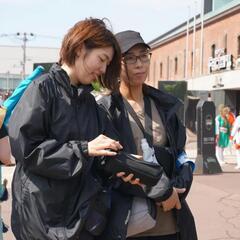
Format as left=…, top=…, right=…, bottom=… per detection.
left=123, top=96, right=153, bottom=146
left=144, top=96, right=153, bottom=145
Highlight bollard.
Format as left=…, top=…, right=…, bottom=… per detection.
left=195, top=100, right=222, bottom=174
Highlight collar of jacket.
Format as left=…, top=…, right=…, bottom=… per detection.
left=142, top=84, right=183, bottom=122
left=112, top=84, right=183, bottom=122
left=49, top=63, right=94, bottom=98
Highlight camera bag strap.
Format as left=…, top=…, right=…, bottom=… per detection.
left=123, top=96, right=153, bottom=146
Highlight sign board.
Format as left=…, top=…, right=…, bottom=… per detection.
left=208, top=54, right=232, bottom=72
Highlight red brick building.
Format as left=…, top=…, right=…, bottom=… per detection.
left=148, top=0, right=240, bottom=114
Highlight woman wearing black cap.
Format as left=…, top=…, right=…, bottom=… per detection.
left=98, top=30, right=197, bottom=240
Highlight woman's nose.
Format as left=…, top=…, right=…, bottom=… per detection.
left=100, top=63, right=107, bottom=74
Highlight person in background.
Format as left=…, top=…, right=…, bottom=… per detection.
left=98, top=30, right=197, bottom=240
left=226, top=106, right=235, bottom=155
left=0, top=96, right=3, bottom=107
left=0, top=121, right=12, bottom=234
left=230, top=111, right=240, bottom=169
left=215, top=105, right=231, bottom=165
left=8, top=18, right=125, bottom=240
left=226, top=106, right=235, bottom=129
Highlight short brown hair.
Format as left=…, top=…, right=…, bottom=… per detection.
left=59, top=18, right=121, bottom=91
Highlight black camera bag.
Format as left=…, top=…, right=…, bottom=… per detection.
left=99, top=151, right=163, bottom=186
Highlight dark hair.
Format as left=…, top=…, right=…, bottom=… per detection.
left=59, top=18, right=121, bottom=91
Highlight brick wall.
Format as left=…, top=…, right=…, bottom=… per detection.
left=149, top=8, right=240, bottom=88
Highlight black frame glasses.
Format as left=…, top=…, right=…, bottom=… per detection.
left=123, top=52, right=152, bottom=65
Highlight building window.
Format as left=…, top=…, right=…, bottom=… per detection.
left=238, top=35, right=240, bottom=56
left=183, top=49, right=186, bottom=78
left=160, top=62, right=163, bottom=78
left=174, top=57, right=178, bottom=75
left=211, top=44, right=216, bottom=58
left=153, top=61, right=156, bottom=85
left=167, top=56, right=170, bottom=79
left=224, top=34, right=227, bottom=54
left=191, top=51, right=193, bottom=74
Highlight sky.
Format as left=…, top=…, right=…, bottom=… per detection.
left=0, top=0, right=202, bottom=48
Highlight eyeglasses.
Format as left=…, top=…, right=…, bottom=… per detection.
left=123, top=52, right=152, bottom=65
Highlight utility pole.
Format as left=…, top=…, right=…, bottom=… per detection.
left=16, top=32, right=35, bottom=79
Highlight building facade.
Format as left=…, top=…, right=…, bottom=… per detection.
left=0, top=45, right=59, bottom=92
left=148, top=0, right=240, bottom=115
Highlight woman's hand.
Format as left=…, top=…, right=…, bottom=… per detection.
left=116, top=154, right=143, bottom=186
left=116, top=172, right=143, bottom=187
left=158, top=187, right=186, bottom=211
left=88, top=134, right=122, bottom=157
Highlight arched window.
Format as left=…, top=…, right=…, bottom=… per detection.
left=238, top=35, right=240, bottom=56
left=160, top=62, right=163, bottom=78
left=174, top=57, right=178, bottom=75
left=224, top=34, right=227, bottom=54
left=211, top=44, right=216, bottom=58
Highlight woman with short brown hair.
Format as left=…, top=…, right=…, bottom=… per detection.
left=9, top=18, right=122, bottom=240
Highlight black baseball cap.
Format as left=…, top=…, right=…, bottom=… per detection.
left=115, top=30, right=150, bottom=54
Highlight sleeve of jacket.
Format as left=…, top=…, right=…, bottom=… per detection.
left=8, top=79, right=89, bottom=180
left=111, top=171, right=173, bottom=202
left=171, top=162, right=193, bottom=199
left=170, top=114, right=193, bottom=199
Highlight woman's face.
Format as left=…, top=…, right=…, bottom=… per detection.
left=72, top=45, right=114, bottom=85
left=222, top=108, right=229, bottom=117
left=121, top=44, right=151, bottom=87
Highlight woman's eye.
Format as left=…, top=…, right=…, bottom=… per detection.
left=99, top=57, right=105, bottom=62
left=126, top=56, right=135, bottom=61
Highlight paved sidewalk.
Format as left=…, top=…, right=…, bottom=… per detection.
left=188, top=173, right=240, bottom=240
left=186, top=133, right=240, bottom=239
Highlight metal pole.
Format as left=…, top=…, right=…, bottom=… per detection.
left=200, top=0, right=204, bottom=76
left=185, top=6, right=190, bottom=79
left=192, top=1, right=197, bottom=78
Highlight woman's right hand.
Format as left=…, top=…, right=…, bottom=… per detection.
left=116, top=172, right=143, bottom=187
left=88, top=134, right=122, bottom=157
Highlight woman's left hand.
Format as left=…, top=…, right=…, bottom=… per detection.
left=160, top=187, right=186, bottom=211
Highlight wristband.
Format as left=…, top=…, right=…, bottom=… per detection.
left=80, top=141, right=89, bottom=157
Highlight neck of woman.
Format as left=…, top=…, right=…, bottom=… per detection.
left=120, top=81, right=144, bottom=104
left=61, top=63, right=78, bottom=86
